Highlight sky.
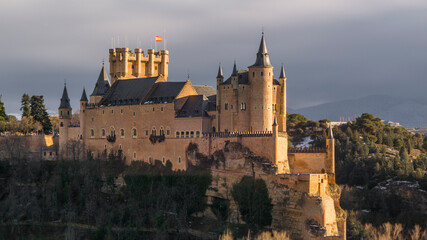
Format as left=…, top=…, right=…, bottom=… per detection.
left=0, top=0, right=426, bottom=117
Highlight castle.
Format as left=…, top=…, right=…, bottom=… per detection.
left=59, top=34, right=335, bottom=175
left=58, top=34, right=345, bottom=239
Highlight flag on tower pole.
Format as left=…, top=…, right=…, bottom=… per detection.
left=155, top=36, right=163, bottom=42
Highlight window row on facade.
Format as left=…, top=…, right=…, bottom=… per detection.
left=89, top=126, right=171, bottom=138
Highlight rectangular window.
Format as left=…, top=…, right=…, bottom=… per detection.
left=196, top=131, right=200, bottom=138
left=176, top=131, right=180, bottom=138
left=225, top=103, right=228, bottom=110
left=145, top=130, right=149, bottom=136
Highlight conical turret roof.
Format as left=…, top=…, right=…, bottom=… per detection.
left=91, top=66, right=111, bottom=96
left=80, top=88, right=88, bottom=102
left=250, top=33, right=272, bottom=67
left=217, top=63, right=223, bottom=78
left=279, top=64, right=286, bottom=78
left=231, top=60, right=238, bottom=77
left=59, top=84, right=71, bottom=109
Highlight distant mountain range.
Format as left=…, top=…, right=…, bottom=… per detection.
left=289, top=95, right=427, bottom=128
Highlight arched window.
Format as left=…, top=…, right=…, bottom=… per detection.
left=159, top=126, right=164, bottom=136
left=166, top=127, right=170, bottom=136
left=101, top=129, right=106, bottom=137
left=176, top=131, right=180, bottom=138
left=181, top=131, right=185, bottom=138
left=152, top=127, right=156, bottom=136
left=110, top=127, right=115, bottom=136
left=190, top=131, right=194, bottom=138
left=90, top=129, right=94, bottom=137
left=186, top=131, right=189, bottom=138
left=196, top=131, right=200, bottom=138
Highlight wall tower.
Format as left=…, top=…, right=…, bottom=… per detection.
left=279, top=64, right=287, bottom=132
left=248, top=33, right=274, bottom=132
left=58, top=84, right=72, bottom=156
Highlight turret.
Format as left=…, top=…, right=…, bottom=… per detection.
left=248, top=33, right=274, bottom=132
left=58, top=84, right=72, bottom=156
left=215, top=63, right=223, bottom=132
left=159, top=50, right=169, bottom=79
left=231, top=60, right=238, bottom=90
left=80, top=88, right=88, bottom=141
left=90, top=65, right=111, bottom=105
left=279, top=64, right=287, bottom=132
left=326, top=124, right=336, bottom=183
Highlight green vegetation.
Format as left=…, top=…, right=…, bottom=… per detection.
left=20, top=93, right=31, bottom=118
left=0, top=95, right=7, bottom=122
left=0, top=154, right=212, bottom=239
left=231, top=176, right=272, bottom=229
left=30, top=95, right=52, bottom=133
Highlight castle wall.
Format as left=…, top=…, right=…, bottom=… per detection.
left=288, top=152, right=329, bottom=174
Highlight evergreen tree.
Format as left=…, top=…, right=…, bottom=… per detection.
left=30, top=95, right=52, bottom=134
left=20, top=93, right=31, bottom=118
left=0, top=95, right=7, bottom=122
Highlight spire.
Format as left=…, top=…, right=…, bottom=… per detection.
left=273, top=115, right=278, bottom=126
left=59, top=84, right=71, bottom=109
left=328, top=123, right=334, bottom=139
left=91, top=66, right=111, bottom=96
left=217, top=63, right=223, bottom=78
left=231, top=60, right=238, bottom=77
left=80, top=87, right=88, bottom=102
left=250, top=33, right=272, bottom=67
left=279, top=64, right=286, bottom=79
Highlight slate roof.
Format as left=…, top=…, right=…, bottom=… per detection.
left=91, top=66, right=111, bottom=96
left=59, top=85, right=71, bottom=109
left=144, top=82, right=187, bottom=104
left=193, top=85, right=216, bottom=98
left=223, top=70, right=249, bottom=85
left=175, top=95, right=208, bottom=118
left=80, top=88, right=88, bottom=102
left=250, top=34, right=272, bottom=67
left=99, top=77, right=158, bottom=106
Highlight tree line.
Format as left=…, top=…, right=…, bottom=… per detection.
left=0, top=94, right=52, bottom=134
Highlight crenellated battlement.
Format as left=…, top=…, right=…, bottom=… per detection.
left=202, top=131, right=273, bottom=138
left=109, top=48, right=169, bottom=84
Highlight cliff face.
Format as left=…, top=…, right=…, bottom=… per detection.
left=187, top=141, right=346, bottom=240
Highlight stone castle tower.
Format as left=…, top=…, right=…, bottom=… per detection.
left=215, top=33, right=287, bottom=133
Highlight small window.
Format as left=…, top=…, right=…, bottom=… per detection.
left=134, top=152, right=137, bottom=159
left=231, top=105, right=233, bottom=110
left=119, top=144, right=122, bottom=150
left=196, top=131, right=200, bottom=138
left=153, top=107, right=155, bottom=112
left=161, top=107, right=163, bottom=112
left=186, top=131, right=189, bottom=138
left=181, top=131, right=184, bottom=138
left=44, top=152, right=46, bottom=156
left=225, top=103, right=228, bottom=110
left=190, top=131, right=194, bottom=138
left=152, top=128, right=156, bottom=136
left=112, top=110, right=114, bottom=114
left=102, top=110, right=104, bottom=114
left=155, top=66, right=158, bottom=70
left=252, top=72, right=255, bottom=77
left=145, top=130, right=149, bottom=136
left=104, top=144, right=107, bottom=150
left=90, top=129, right=94, bottom=137
left=166, top=129, right=170, bottom=136
left=261, top=72, right=264, bottom=76
left=133, top=112, right=135, bottom=116
left=101, top=129, right=106, bottom=137
left=176, top=131, right=180, bottom=138
left=162, top=157, right=165, bottom=164
left=49, top=152, right=52, bottom=156
left=121, top=109, right=123, bottom=114
left=120, top=129, right=125, bottom=137
left=178, top=157, right=182, bottom=164
left=149, top=157, right=152, bottom=164
left=159, top=127, right=164, bottom=136
left=133, top=128, right=137, bottom=137
left=60, top=122, right=63, bottom=127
